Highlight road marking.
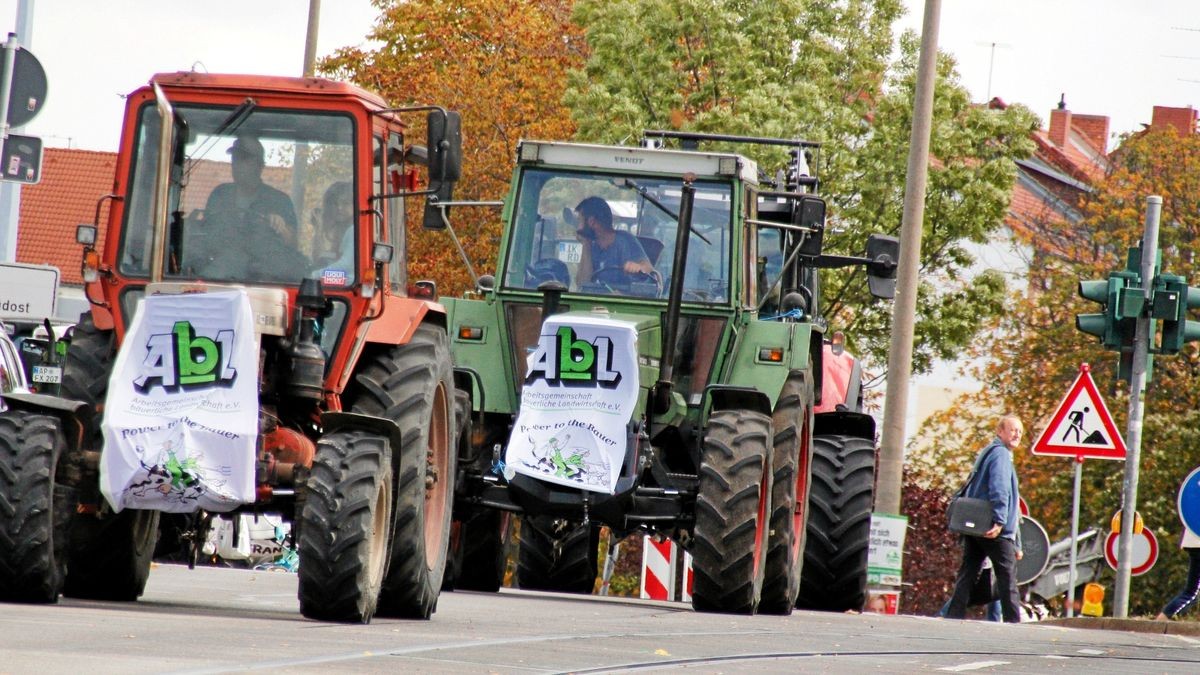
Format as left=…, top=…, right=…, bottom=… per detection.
left=1168, top=634, right=1200, bottom=645
left=1077, top=648, right=1105, bottom=655
left=938, top=661, right=1010, bottom=672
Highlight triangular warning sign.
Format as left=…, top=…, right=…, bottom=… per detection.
left=1032, top=364, right=1128, bottom=460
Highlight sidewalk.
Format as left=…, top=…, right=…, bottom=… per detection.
left=1042, top=616, right=1200, bottom=636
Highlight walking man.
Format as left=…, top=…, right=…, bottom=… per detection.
left=945, top=414, right=1025, bottom=623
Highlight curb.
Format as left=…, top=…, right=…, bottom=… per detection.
left=1041, top=616, right=1200, bottom=636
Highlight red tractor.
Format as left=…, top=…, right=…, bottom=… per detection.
left=0, top=72, right=462, bottom=622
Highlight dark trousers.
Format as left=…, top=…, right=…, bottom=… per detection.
left=946, top=535, right=1020, bottom=623
left=1162, top=548, right=1200, bottom=618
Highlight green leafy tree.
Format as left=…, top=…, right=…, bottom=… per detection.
left=565, top=0, right=1039, bottom=373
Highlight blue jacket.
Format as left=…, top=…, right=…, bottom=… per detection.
left=964, top=438, right=1022, bottom=548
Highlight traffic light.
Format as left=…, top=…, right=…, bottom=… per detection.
left=1076, top=271, right=1140, bottom=349
left=1153, top=273, right=1200, bottom=354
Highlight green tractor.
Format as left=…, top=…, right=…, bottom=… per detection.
left=436, top=131, right=897, bottom=614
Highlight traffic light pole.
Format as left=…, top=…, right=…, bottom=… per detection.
left=1113, top=195, right=1161, bottom=618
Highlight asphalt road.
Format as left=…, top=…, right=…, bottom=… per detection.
left=1, top=563, right=1198, bottom=674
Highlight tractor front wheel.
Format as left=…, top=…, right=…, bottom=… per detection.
left=62, top=507, right=159, bottom=601
left=446, top=507, right=508, bottom=592
left=690, top=409, right=772, bottom=614
left=0, top=411, right=70, bottom=603
left=298, top=430, right=392, bottom=623
left=517, top=515, right=599, bottom=593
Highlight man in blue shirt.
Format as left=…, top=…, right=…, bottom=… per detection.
left=945, top=414, right=1025, bottom=623
left=574, top=196, right=654, bottom=288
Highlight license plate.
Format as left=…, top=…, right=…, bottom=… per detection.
left=32, top=365, right=62, bottom=384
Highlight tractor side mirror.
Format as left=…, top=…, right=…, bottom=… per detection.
left=426, top=110, right=461, bottom=183
left=422, top=109, right=460, bottom=230
left=793, top=195, right=825, bottom=257
left=865, top=234, right=899, bottom=299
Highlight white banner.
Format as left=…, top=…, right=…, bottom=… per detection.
left=506, top=315, right=640, bottom=494
left=100, top=290, right=259, bottom=513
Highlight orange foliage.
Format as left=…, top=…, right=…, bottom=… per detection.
left=320, top=0, right=585, bottom=295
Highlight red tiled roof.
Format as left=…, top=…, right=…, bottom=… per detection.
left=16, top=148, right=117, bottom=285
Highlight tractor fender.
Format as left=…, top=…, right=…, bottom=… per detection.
left=704, top=384, right=772, bottom=416
left=813, top=410, right=875, bottom=441
left=362, top=297, right=447, bottom=346
left=321, top=411, right=406, bottom=473
left=0, top=391, right=90, bottom=453
left=89, top=304, right=115, bottom=331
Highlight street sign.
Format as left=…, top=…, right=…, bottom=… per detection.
left=1104, top=527, right=1158, bottom=576
left=0, top=262, right=58, bottom=321
left=6, top=47, right=47, bottom=127
left=1176, top=465, right=1200, bottom=537
left=0, top=133, right=42, bottom=184
left=1032, top=363, right=1127, bottom=460
left=1016, top=515, right=1051, bottom=585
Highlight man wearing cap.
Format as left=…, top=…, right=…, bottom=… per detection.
left=201, top=134, right=304, bottom=280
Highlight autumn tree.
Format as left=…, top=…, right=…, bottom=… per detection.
left=566, top=0, right=1039, bottom=373
left=915, top=126, right=1200, bottom=616
left=320, top=0, right=585, bottom=294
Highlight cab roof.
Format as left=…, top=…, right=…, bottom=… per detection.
left=147, top=72, right=390, bottom=110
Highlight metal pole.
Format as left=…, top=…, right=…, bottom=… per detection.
left=877, top=0, right=941, bottom=514
left=1113, top=195, right=1161, bottom=618
left=1066, top=456, right=1082, bottom=618
left=302, top=0, right=321, bottom=77
left=0, top=0, right=34, bottom=262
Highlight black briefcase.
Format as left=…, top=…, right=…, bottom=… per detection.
left=947, top=496, right=993, bottom=536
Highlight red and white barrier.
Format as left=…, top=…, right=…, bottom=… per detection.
left=640, top=536, right=695, bottom=602
left=640, top=536, right=676, bottom=600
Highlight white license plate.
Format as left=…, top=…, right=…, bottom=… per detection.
left=32, top=365, right=62, bottom=384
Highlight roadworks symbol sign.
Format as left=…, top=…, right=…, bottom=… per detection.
left=1032, top=364, right=1127, bottom=460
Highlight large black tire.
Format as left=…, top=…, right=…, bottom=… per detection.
left=445, top=507, right=507, bottom=592
left=57, top=312, right=160, bottom=601
left=345, top=323, right=456, bottom=619
left=298, top=430, right=392, bottom=622
left=691, top=409, right=772, bottom=614
left=0, top=411, right=70, bottom=603
left=759, top=373, right=814, bottom=615
left=62, top=508, right=160, bottom=600
left=796, top=434, right=876, bottom=612
left=517, top=515, right=599, bottom=593
left=61, top=313, right=113, bottom=435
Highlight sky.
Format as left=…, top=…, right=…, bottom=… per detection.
left=3, top=1, right=1197, bottom=153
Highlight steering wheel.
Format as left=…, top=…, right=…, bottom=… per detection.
left=590, top=266, right=661, bottom=297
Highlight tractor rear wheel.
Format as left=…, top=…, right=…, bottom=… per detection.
left=0, top=411, right=70, bottom=603
left=517, top=515, right=599, bottom=593
left=298, top=430, right=392, bottom=623
left=346, top=323, right=456, bottom=619
left=691, top=409, right=772, bottom=614
left=446, top=507, right=508, bottom=592
left=62, top=508, right=159, bottom=600
left=797, top=433, right=876, bottom=612
left=759, top=373, right=814, bottom=615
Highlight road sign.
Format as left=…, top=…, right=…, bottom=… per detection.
left=1032, top=363, right=1127, bottom=460
left=1177, top=465, right=1200, bottom=537
left=6, top=47, right=47, bottom=127
left=1104, top=527, right=1158, bottom=576
left=1016, top=515, right=1051, bottom=585
left=0, top=133, right=42, bottom=184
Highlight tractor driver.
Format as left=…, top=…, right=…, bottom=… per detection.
left=200, top=134, right=308, bottom=281
left=574, top=196, right=655, bottom=290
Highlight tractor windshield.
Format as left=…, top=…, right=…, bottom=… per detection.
left=504, top=168, right=733, bottom=303
left=118, top=101, right=356, bottom=287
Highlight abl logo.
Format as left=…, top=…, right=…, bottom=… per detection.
left=133, top=321, right=237, bottom=393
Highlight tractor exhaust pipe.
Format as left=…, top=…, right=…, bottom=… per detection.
left=654, top=175, right=696, bottom=415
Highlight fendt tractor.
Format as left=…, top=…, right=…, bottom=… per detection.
left=0, top=72, right=465, bottom=623
left=437, top=130, right=898, bottom=614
